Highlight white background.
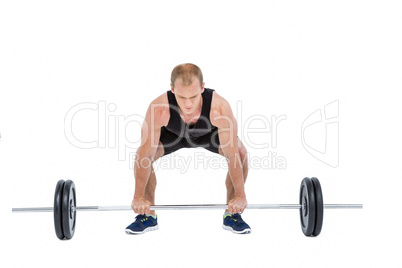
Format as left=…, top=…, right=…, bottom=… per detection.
left=1, top=0, right=401, bottom=267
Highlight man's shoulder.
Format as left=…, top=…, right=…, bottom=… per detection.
left=210, top=91, right=233, bottom=127
left=211, top=91, right=231, bottom=112
left=148, top=92, right=170, bottom=127
left=151, top=91, right=169, bottom=105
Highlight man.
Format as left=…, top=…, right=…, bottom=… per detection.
left=125, top=63, right=250, bottom=234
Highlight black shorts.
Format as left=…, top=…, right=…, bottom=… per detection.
left=159, top=127, right=221, bottom=156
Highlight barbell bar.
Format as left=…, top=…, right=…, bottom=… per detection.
left=11, top=177, right=363, bottom=240
left=12, top=203, right=362, bottom=213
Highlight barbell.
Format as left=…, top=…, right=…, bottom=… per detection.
left=12, top=177, right=362, bottom=240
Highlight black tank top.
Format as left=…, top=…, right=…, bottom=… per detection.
left=164, top=88, right=217, bottom=140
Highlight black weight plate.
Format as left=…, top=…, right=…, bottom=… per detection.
left=62, top=180, right=76, bottom=240
left=299, top=177, right=316, bottom=236
left=311, top=177, right=324, bottom=236
left=54, top=180, right=65, bottom=240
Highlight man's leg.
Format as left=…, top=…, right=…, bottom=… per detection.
left=218, top=137, right=249, bottom=212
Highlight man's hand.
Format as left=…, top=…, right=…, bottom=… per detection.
left=131, top=196, right=151, bottom=215
left=228, top=196, right=247, bottom=214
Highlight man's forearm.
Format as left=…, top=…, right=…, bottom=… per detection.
left=227, top=155, right=246, bottom=197
left=133, top=156, right=152, bottom=197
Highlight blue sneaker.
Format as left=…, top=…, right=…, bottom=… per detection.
left=125, top=214, right=159, bottom=234
left=222, top=213, right=251, bottom=234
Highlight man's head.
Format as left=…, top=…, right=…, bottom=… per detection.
left=170, top=63, right=203, bottom=88
left=170, top=63, right=205, bottom=115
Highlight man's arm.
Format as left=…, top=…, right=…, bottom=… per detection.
left=214, top=100, right=247, bottom=214
left=132, top=102, right=164, bottom=214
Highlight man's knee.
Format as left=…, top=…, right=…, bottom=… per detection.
left=152, top=142, right=165, bottom=163
left=218, top=139, right=248, bottom=166
left=236, top=138, right=248, bottom=166
left=134, top=142, right=165, bottom=170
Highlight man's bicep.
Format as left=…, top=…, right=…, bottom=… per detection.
left=216, top=103, right=239, bottom=156
left=139, top=105, right=162, bottom=157
left=140, top=123, right=161, bottom=154
left=218, top=120, right=238, bottom=155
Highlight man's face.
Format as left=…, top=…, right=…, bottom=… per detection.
left=171, top=77, right=205, bottom=115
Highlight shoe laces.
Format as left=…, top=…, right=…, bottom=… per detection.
left=135, top=214, right=149, bottom=223
left=231, top=213, right=244, bottom=223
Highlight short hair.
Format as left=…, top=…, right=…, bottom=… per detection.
left=171, top=63, right=203, bottom=88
